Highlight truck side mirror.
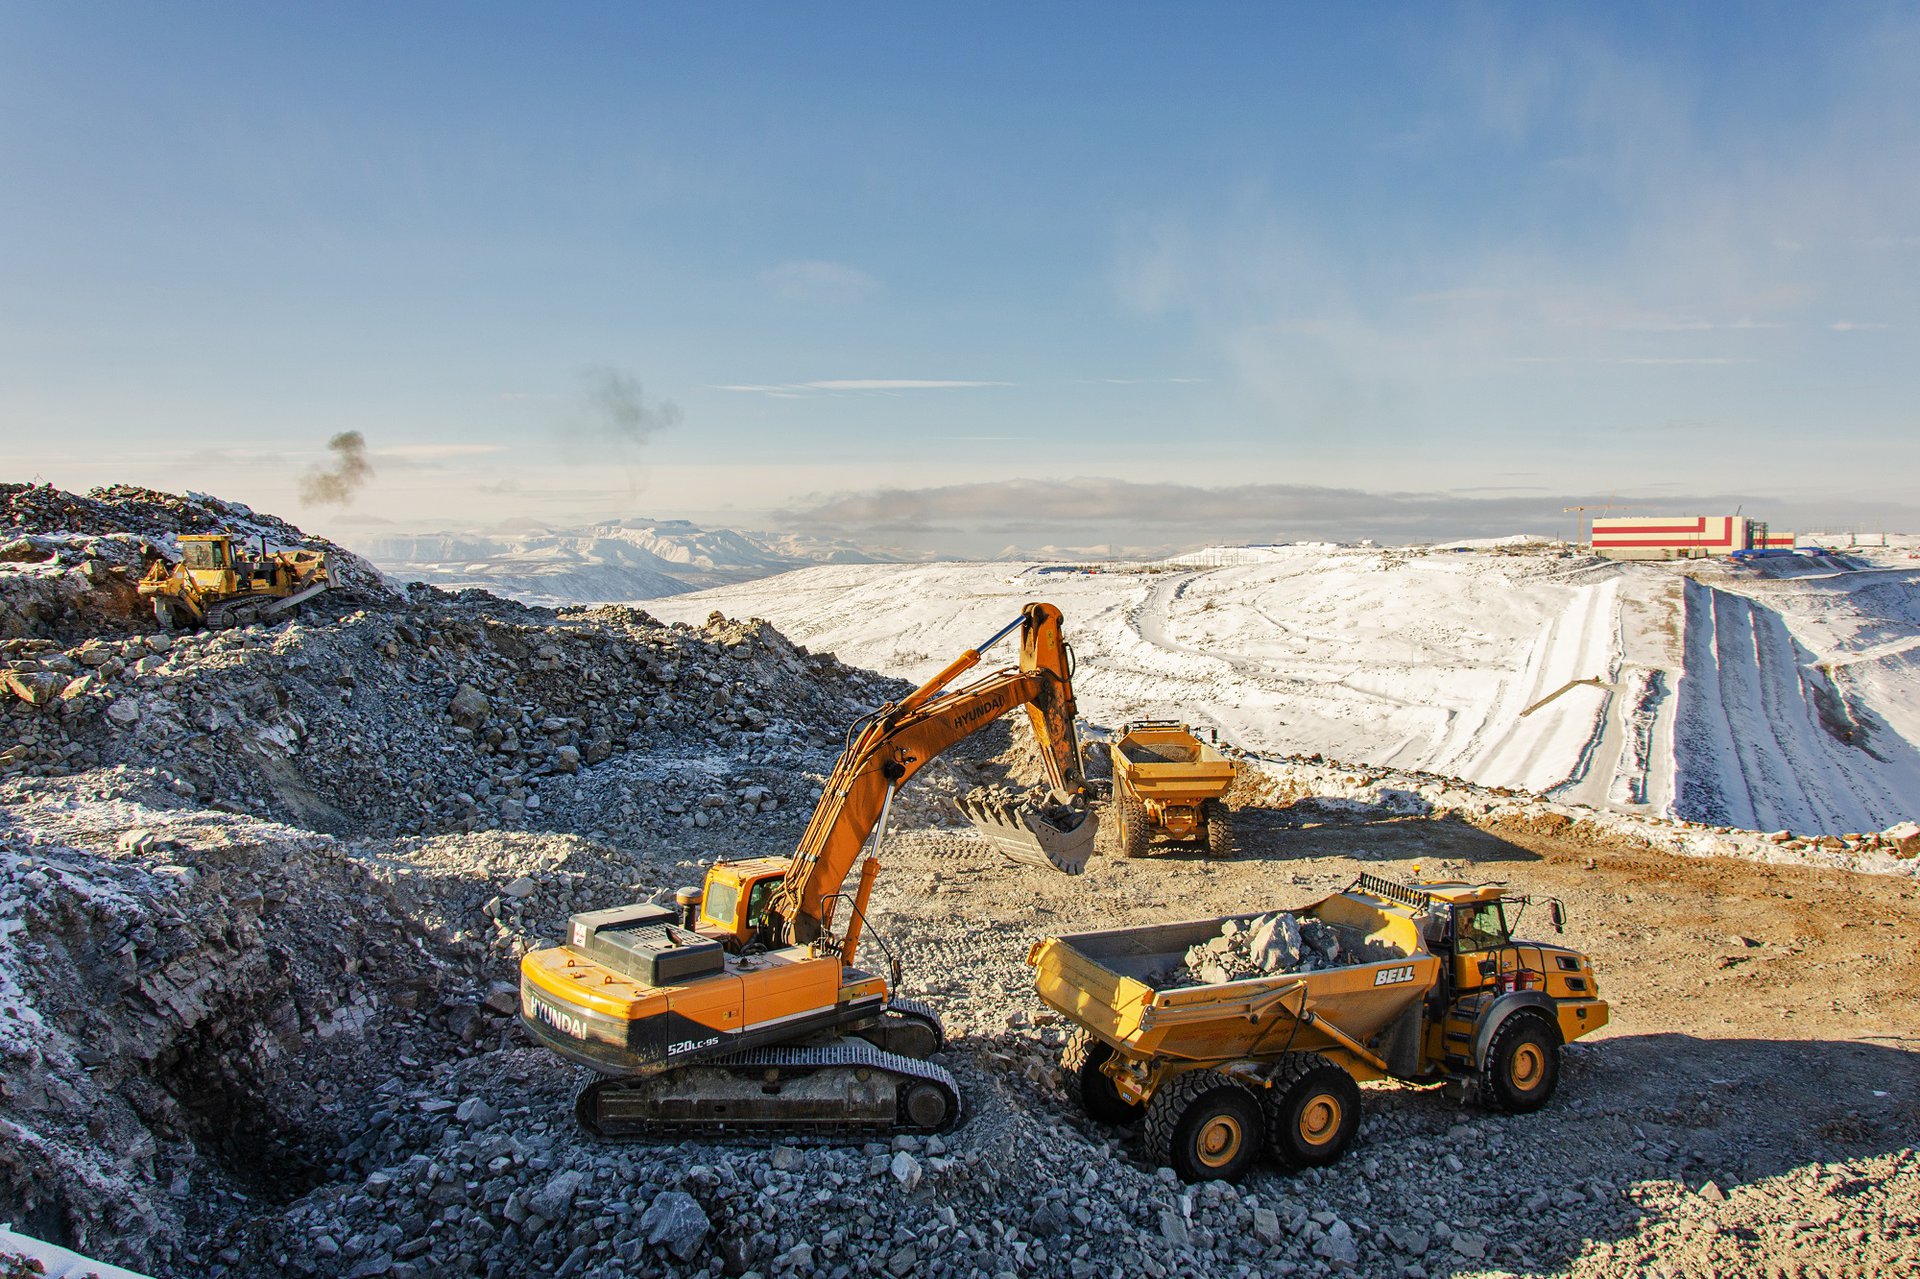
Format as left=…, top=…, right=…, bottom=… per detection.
left=1549, top=900, right=1566, bottom=934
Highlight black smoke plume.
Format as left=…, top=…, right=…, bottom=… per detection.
left=299, top=431, right=375, bottom=505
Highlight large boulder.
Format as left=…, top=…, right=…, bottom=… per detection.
left=640, top=1190, right=710, bottom=1261
left=447, top=683, right=490, bottom=730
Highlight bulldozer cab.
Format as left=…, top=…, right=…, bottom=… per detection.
left=178, top=534, right=239, bottom=591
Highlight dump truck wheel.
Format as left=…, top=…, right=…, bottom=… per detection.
left=1061, top=1030, right=1144, bottom=1126
left=1263, top=1052, right=1361, bottom=1169
left=1482, top=1014, right=1560, bottom=1113
left=1115, top=793, right=1150, bottom=858
left=1202, top=800, right=1236, bottom=859
left=1144, top=1070, right=1263, bottom=1182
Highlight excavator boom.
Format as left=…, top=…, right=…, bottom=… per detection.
left=775, top=601, right=1094, bottom=941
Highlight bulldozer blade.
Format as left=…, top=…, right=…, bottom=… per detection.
left=958, top=792, right=1097, bottom=874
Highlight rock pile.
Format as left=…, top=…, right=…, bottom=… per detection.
left=2, top=579, right=903, bottom=849
left=0, top=788, right=708, bottom=1269
left=1167, top=912, right=1351, bottom=987
left=0, top=483, right=389, bottom=645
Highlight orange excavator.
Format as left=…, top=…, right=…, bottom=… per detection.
left=519, top=602, right=1097, bottom=1138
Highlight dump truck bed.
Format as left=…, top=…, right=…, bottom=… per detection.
left=1030, top=889, right=1442, bottom=1066
left=1111, top=724, right=1236, bottom=802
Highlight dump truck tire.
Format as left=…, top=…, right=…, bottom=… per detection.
left=1202, top=800, right=1236, bottom=859
left=1481, top=1013, right=1560, bottom=1113
left=1143, top=1069, right=1263, bottom=1182
left=1060, top=1030, right=1143, bottom=1126
left=1262, top=1052, right=1361, bottom=1169
left=1115, top=792, right=1150, bottom=858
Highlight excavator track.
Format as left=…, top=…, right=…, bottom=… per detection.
left=574, top=1038, right=963, bottom=1142
left=884, top=997, right=945, bottom=1049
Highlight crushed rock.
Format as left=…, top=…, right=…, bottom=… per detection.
left=1159, top=911, right=1371, bottom=987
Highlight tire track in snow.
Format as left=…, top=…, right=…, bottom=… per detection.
left=1674, top=577, right=1918, bottom=833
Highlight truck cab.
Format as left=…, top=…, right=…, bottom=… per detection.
left=1416, top=882, right=1607, bottom=1100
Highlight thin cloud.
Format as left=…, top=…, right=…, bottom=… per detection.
left=1085, top=377, right=1210, bottom=385
left=1829, top=321, right=1890, bottom=331
left=808, top=379, right=1010, bottom=391
left=1111, top=14, right=1920, bottom=436
left=377, top=443, right=508, bottom=459
left=761, top=259, right=881, bottom=302
left=1509, top=356, right=1755, bottom=366
left=711, top=379, right=1011, bottom=396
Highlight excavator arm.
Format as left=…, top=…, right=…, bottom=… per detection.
left=772, top=602, right=1095, bottom=943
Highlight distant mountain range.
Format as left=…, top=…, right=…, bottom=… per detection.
left=358, top=518, right=889, bottom=606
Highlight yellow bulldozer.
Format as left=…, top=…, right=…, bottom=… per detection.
left=138, top=532, right=330, bottom=630
left=1030, top=873, right=1607, bottom=1180
left=520, top=602, right=1098, bottom=1139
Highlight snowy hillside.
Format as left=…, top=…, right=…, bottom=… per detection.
left=357, top=518, right=883, bottom=607
left=644, top=544, right=1920, bottom=837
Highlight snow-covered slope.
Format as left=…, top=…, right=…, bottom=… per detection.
left=357, top=518, right=883, bottom=607
left=1673, top=554, right=1920, bottom=833
left=643, top=544, right=1920, bottom=836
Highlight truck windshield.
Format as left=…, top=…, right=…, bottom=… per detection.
left=182, top=542, right=218, bottom=569
left=1453, top=903, right=1510, bottom=953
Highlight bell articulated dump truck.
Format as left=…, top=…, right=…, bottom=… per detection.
left=1030, top=874, right=1607, bottom=1181
left=521, top=603, right=1097, bottom=1140
left=1103, top=720, right=1239, bottom=858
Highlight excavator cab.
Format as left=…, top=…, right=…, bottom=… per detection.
left=690, top=858, right=791, bottom=948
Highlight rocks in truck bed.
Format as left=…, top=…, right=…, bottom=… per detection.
left=1162, top=911, right=1380, bottom=987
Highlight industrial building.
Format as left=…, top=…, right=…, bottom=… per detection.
left=1589, top=515, right=1790, bottom=560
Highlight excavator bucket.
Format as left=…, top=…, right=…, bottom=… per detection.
left=957, top=789, right=1098, bottom=874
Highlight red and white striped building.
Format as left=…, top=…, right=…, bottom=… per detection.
left=1589, top=515, right=1782, bottom=560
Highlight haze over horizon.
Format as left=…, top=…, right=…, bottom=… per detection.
left=5, top=5, right=1918, bottom=554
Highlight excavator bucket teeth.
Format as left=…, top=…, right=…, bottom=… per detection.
left=959, top=790, right=1097, bottom=874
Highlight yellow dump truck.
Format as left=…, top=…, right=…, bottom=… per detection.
left=1103, top=720, right=1239, bottom=857
left=139, top=532, right=330, bottom=629
left=1028, top=874, right=1607, bottom=1181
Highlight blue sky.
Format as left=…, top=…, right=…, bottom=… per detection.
left=3, top=3, right=1916, bottom=549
